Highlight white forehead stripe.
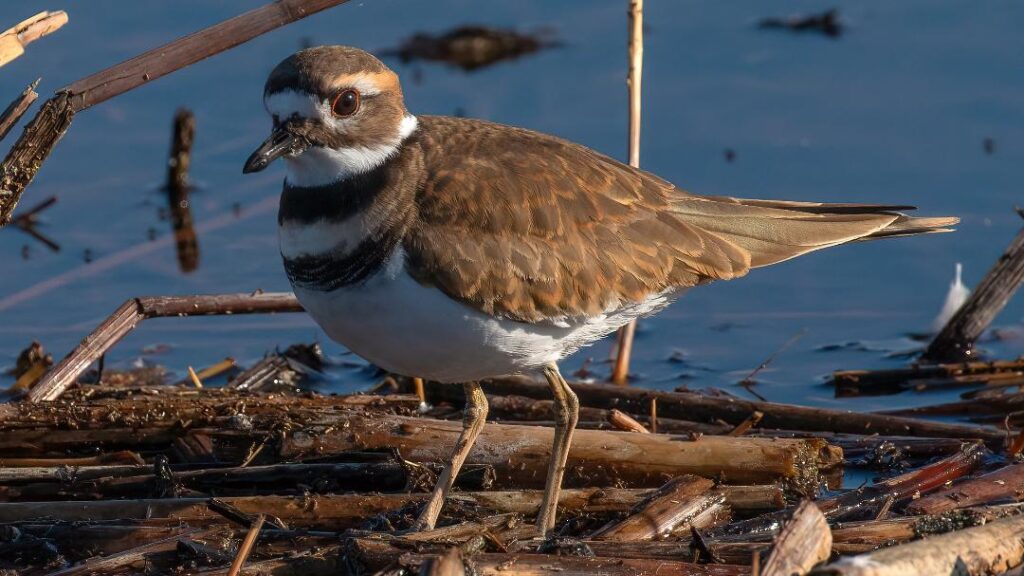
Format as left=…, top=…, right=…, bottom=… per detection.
left=264, top=76, right=387, bottom=120
left=264, top=90, right=321, bottom=120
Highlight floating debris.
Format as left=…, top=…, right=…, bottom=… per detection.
left=759, top=9, right=843, bottom=39
left=382, top=25, right=559, bottom=72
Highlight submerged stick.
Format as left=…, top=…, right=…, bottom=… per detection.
left=26, top=292, right=302, bottom=402
left=0, top=0, right=354, bottom=224
left=167, top=108, right=199, bottom=272
left=923, top=222, right=1024, bottom=362
left=611, top=0, right=645, bottom=385
left=760, top=501, right=831, bottom=576
left=0, top=79, right=39, bottom=143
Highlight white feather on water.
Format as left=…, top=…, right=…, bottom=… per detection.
left=931, top=263, right=971, bottom=333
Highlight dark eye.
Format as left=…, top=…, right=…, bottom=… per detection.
left=331, top=89, right=360, bottom=117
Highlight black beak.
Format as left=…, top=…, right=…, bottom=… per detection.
left=243, top=127, right=308, bottom=174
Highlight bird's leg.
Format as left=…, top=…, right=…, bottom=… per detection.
left=537, top=362, right=580, bottom=535
left=412, top=381, right=488, bottom=531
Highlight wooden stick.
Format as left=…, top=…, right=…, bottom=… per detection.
left=167, top=108, right=199, bottom=272
left=227, top=513, right=265, bottom=576
left=0, top=488, right=691, bottom=526
left=187, top=366, right=204, bottom=388
left=42, top=528, right=203, bottom=576
left=281, top=414, right=842, bottom=491
left=0, top=79, right=39, bottom=143
left=418, top=547, right=466, bottom=576
left=906, top=463, right=1024, bottom=515
left=26, top=292, right=302, bottom=402
left=403, top=553, right=749, bottom=576
left=592, top=476, right=719, bottom=541
left=174, top=357, right=236, bottom=387
left=611, top=0, right=645, bottom=386
left=607, top=408, right=650, bottom=433
left=432, top=376, right=1003, bottom=441
left=0, top=93, right=75, bottom=225
left=0, top=11, right=68, bottom=68
left=726, top=443, right=986, bottom=534
left=760, top=500, right=831, bottom=576
left=728, top=411, right=764, bottom=436
left=833, top=358, right=1024, bottom=397
left=0, top=0, right=354, bottom=225
left=923, top=223, right=1024, bottom=362
left=414, top=376, right=427, bottom=404
left=813, top=514, right=1024, bottom=575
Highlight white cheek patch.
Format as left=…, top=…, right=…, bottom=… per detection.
left=283, top=115, right=419, bottom=187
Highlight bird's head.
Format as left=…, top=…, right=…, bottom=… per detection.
left=243, top=46, right=416, bottom=186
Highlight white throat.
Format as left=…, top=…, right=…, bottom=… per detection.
left=284, top=114, right=418, bottom=187
left=265, top=89, right=418, bottom=187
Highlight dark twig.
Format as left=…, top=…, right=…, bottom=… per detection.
left=26, top=292, right=303, bottom=402
left=166, top=108, right=198, bottom=272
left=0, top=0, right=356, bottom=224
left=0, top=78, right=39, bottom=143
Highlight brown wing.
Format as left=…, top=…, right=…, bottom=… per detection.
left=403, top=116, right=916, bottom=323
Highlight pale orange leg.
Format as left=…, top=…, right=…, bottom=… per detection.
left=536, top=362, right=580, bottom=535
left=413, top=381, right=488, bottom=530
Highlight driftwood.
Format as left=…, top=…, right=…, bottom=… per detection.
left=723, top=443, right=986, bottom=536
left=906, top=463, right=1024, bottom=515
left=0, top=11, right=67, bottom=68
left=25, top=293, right=302, bottom=402
left=760, top=500, right=831, bottom=576
left=813, top=513, right=1024, bottom=575
left=0, top=79, right=39, bottom=143
left=281, top=413, right=842, bottom=491
left=592, top=476, right=721, bottom=541
left=0, top=487, right=762, bottom=527
left=44, top=528, right=205, bottom=576
left=832, top=358, right=1024, bottom=397
left=428, top=376, right=1002, bottom=441
left=402, top=552, right=750, bottom=576
left=923, top=223, right=1024, bottom=362
left=0, top=0, right=356, bottom=224
left=166, top=108, right=198, bottom=273
left=607, top=408, right=650, bottom=433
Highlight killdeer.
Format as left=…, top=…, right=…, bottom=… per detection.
left=243, top=46, right=957, bottom=535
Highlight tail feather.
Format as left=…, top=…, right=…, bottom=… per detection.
left=669, top=195, right=958, bottom=271
left=858, top=214, right=959, bottom=240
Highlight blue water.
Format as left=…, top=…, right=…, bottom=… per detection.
left=1, top=1, right=1021, bottom=414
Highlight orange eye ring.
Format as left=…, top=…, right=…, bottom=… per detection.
left=331, top=89, right=360, bottom=117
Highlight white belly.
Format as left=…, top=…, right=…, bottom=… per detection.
left=291, top=250, right=678, bottom=383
